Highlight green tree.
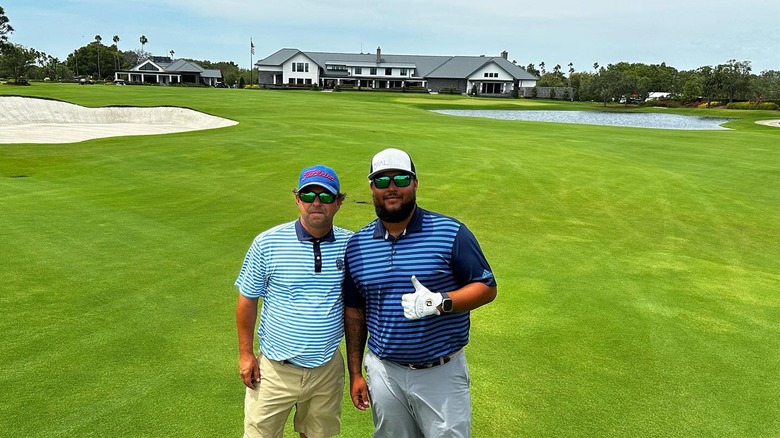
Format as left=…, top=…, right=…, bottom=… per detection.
left=717, top=59, right=751, bottom=102
left=751, top=70, right=780, bottom=101
left=112, top=35, right=120, bottom=70
left=94, top=35, right=102, bottom=79
left=698, top=66, right=720, bottom=107
left=67, top=42, right=120, bottom=79
left=0, top=43, right=37, bottom=79
left=570, top=71, right=595, bottom=101
left=0, top=5, right=13, bottom=45
left=593, top=65, right=626, bottom=106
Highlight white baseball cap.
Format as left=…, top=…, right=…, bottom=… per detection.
left=368, top=148, right=416, bottom=179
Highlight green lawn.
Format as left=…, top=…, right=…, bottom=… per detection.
left=1, top=84, right=778, bottom=437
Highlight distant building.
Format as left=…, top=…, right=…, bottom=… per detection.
left=114, top=57, right=222, bottom=86
left=646, top=92, right=671, bottom=101
left=255, top=47, right=538, bottom=96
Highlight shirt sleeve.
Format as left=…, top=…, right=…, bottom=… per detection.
left=342, top=242, right=366, bottom=309
left=451, top=224, right=497, bottom=288
left=234, top=237, right=268, bottom=299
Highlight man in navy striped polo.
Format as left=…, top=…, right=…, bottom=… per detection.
left=344, top=148, right=497, bottom=437
left=235, top=164, right=353, bottom=438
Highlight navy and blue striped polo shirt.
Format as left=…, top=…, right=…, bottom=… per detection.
left=236, top=220, right=353, bottom=368
left=343, top=206, right=496, bottom=364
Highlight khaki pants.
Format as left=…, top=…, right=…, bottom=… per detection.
left=244, top=349, right=344, bottom=438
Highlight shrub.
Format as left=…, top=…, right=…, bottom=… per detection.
left=696, top=101, right=721, bottom=109
left=725, top=102, right=779, bottom=110
left=440, top=87, right=462, bottom=95
left=549, top=88, right=557, bottom=99
left=5, top=78, right=30, bottom=86
left=531, top=86, right=538, bottom=98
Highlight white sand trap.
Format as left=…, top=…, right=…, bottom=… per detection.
left=755, top=119, right=780, bottom=128
left=0, top=96, right=238, bottom=144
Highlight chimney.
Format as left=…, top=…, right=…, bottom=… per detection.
left=376, top=47, right=381, bottom=63
left=501, top=50, right=508, bottom=60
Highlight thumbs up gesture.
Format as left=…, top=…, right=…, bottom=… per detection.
left=402, top=276, right=443, bottom=319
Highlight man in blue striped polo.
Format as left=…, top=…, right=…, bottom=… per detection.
left=344, top=148, right=498, bottom=437
left=235, top=164, right=353, bottom=438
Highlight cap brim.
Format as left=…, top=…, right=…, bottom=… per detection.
left=298, top=182, right=338, bottom=195
left=367, top=168, right=416, bottom=180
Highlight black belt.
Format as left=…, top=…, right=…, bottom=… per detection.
left=396, top=354, right=451, bottom=370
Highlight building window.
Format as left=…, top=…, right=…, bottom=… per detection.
left=385, top=68, right=392, bottom=75
left=400, top=68, right=407, bottom=75
left=355, top=67, right=362, bottom=74
left=293, top=62, right=309, bottom=72
left=370, top=68, right=377, bottom=75
left=481, top=83, right=502, bottom=93
left=484, top=72, right=499, bottom=78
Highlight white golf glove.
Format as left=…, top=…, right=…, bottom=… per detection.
left=402, top=276, right=443, bottom=319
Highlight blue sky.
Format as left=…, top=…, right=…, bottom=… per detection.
left=4, top=0, right=779, bottom=73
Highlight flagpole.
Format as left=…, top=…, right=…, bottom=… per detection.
left=250, top=38, right=254, bottom=86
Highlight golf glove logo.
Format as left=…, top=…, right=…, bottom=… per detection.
left=402, top=276, right=443, bottom=319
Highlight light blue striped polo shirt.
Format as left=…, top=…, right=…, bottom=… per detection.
left=235, top=219, right=353, bottom=368
left=344, top=206, right=496, bottom=364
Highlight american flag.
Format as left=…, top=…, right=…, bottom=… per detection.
left=251, top=39, right=255, bottom=55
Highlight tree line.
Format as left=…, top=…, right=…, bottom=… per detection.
left=0, top=7, right=253, bottom=86
left=2, top=7, right=778, bottom=99
left=527, top=60, right=779, bottom=105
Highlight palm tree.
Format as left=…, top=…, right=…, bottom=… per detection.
left=113, top=35, right=120, bottom=70
left=169, top=49, right=174, bottom=59
left=1, top=6, right=14, bottom=44
left=94, top=34, right=102, bottom=79
left=140, top=35, right=148, bottom=51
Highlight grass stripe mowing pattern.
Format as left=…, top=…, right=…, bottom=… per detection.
left=1, top=84, right=779, bottom=437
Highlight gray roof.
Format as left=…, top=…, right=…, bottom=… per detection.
left=256, top=48, right=302, bottom=66
left=256, top=48, right=538, bottom=80
left=428, top=56, right=537, bottom=80
left=128, top=58, right=221, bottom=78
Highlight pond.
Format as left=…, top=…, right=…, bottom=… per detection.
left=431, top=110, right=732, bottom=130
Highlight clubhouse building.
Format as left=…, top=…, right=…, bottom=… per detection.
left=114, top=57, right=223, bottom=86
left=255, top=47, right=538, bottom=96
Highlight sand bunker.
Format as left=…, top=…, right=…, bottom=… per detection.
left=0, top=96, right=238, bottom=144
left=755, top=119, right=780, bottom=128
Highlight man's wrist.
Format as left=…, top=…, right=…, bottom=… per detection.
left=439, top=292, right=453, bottom=313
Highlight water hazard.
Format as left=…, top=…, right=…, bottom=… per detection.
left=431, top=110, right=731, bottom=130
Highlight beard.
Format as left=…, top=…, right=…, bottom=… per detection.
left=374, top=193, right=416, bottom=223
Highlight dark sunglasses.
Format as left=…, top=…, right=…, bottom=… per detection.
left=373, top=174, right=413, bottom=189
left=298, top=191, right=337, bottom=204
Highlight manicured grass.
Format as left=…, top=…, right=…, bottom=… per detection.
left=1, top=83, right=779, bottom=437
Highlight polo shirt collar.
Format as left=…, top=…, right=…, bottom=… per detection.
left=373, top=205, right=424, bottom=239
left=295, top=219, right=336, bottom=242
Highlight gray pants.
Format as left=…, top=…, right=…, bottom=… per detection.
left=364, top=349, right=471, bottom=438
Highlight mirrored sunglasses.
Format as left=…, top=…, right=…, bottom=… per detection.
left=298, top=191, right=337, bottom=204
left=373, top=174, right=413, bottom=189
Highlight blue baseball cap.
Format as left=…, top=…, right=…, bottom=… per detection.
left=297, top=164, right=340, bottom=195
